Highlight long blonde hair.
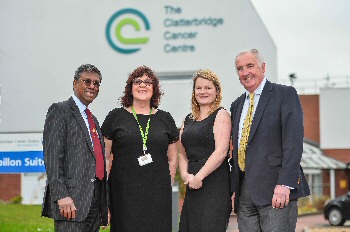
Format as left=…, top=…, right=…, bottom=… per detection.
left=191, top=69, right=222, bottom=120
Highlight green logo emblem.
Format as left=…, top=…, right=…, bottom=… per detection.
left=106, top=8, right=150, bottom=54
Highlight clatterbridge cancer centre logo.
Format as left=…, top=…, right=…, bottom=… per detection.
left=106, top=8, right=150, bottom=54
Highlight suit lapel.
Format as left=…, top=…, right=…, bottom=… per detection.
left=233, top=94, right=245, bottom=149
left=68, top=97, right=94, bottom=156
left=248, top=80, right=273, bottom=142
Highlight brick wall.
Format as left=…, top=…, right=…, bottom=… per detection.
left=299, top=95, right=320, bottom=143
left=323, top=170, right=349, bottom=197
left=323, top=149, right=350, bottom=164
left=299, top=95, right=350, bottom=197
left=322, top=170, right=330, bottom=196
left=300, top=94, right=350, bottom=164
left=335, top=170, right=348, bottom=196
left=0, top=174, right=21, bottom=201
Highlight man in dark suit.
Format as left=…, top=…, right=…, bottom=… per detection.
left=42, top=64, right=108, bottom=232
left=230, top=49, right=310, bottom=231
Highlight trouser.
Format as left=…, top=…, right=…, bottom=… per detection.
left=55, top=178, right=102, bottom=232
left=237, top=176, right=298, bottom=232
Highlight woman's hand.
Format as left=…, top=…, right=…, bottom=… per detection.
left=185, top=174, right=203, bottom=189
left=181, top=172, right=189, bottom=183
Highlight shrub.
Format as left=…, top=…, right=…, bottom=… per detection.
left=298, top=195, right=330, bottom=215
left=10, top=196, right=23, bottom=204
left=175, top=168, right=186, bottom=199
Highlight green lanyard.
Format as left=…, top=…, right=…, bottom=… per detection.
left=131, top=106, right=152, bottom=153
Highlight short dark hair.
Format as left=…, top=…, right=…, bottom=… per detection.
left=120, top=65, right=163, bottom=108
left=74, top=64, right=102, bottom=81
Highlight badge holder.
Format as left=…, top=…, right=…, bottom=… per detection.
left=138, top=146, right=153, bottom=166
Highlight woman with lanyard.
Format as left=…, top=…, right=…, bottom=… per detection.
left=101, top=65, right=179, bottom=232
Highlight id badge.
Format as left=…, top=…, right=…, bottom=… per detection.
left=138, top=153, right=153, bottom=166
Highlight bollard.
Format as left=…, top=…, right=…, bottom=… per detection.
left=172, top=182, right=179, bottom=232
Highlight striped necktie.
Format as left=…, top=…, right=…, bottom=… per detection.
left=238, top=93, right=254, bottom=171
left=85, top=108, right=104, bottom=180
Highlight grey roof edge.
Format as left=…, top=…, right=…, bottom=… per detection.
left=302, top=140, right=347, bottom=170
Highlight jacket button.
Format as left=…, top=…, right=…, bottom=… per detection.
left=91, top=179, right=95, bottom=182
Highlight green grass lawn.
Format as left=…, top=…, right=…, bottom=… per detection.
left=0, top=201, right=54, bottom=232
left=0, top=201, right=111, bottom=232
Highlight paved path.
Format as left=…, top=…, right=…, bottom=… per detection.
left=296, top=214, right=329, bottom=232
left=226, top=213, right=350, bottom=232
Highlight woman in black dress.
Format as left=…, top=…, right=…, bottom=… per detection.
left=178, top=69, right=232, bottom=232
left=101, top=66, right=179, bottom=232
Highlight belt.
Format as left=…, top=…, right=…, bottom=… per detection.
left=188, top=158, right=207, bottom=163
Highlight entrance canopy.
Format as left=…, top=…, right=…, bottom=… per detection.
left=301, top=142, right=346, bottom=170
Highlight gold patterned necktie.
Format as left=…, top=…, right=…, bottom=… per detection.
left=238, top=93, right=255, bottom=171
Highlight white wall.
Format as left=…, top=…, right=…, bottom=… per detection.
left=0, top=0, right=276, bottom=130
left=22, top=173, right=47, bottom=205
left=320, top=88, right=350, bottom=149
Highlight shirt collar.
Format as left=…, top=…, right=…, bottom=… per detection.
left=72, top=94, right=88, bottom=114
left=245, top=78, right=267, bottom=99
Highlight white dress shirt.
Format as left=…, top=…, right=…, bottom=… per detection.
left=237, top=78, right=267, bottom=148
left=72, top=94, right=92, bottom=140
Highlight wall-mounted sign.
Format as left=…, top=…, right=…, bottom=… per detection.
left=106, top=5, right=224, bottom=54
left=0, top=133, right=45, bottom=173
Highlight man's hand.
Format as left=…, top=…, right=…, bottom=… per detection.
left=57, top=197, right=77, bottom=220
left=272, top=185, right=290, bottom=209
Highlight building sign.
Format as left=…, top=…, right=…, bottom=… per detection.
left=106, top=5, right=224, bottom=54
left=162, top=5, right=224, bottom=53
left=0, top=133, right=45, bottom=173
left=106, top=8, right=150, bottom=54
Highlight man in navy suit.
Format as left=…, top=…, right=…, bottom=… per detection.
left=42, top=64, right=108, bottom=232
left=230, top=49, right=310, bottom=231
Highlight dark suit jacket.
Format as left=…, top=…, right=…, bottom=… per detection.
left=230, top=80, right=310, bottom=213
left=42, top=97, right=108, bottom=225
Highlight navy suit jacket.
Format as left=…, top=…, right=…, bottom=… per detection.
left=42, top=97, right=108, bottom=225
left=230, top=80, right=310, bottom=212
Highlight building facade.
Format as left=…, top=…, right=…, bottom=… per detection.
left=0, top=0, right=277, bottom=203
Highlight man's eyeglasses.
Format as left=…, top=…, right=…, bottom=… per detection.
left=79, top=79, right=101, bottom=88
left=133, top=79, right=153, bottom=86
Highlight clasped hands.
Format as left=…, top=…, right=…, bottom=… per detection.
left=183, top=173, right=203, bottom=190
left=272, top=185, right=290, bottom=209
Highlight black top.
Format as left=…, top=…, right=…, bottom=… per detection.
left=101, top=108, right=179, bottom=232
left=179, top=108, right=231, bottom=232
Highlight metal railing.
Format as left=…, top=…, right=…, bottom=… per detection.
left=279, top=75, right=350, bottom=94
